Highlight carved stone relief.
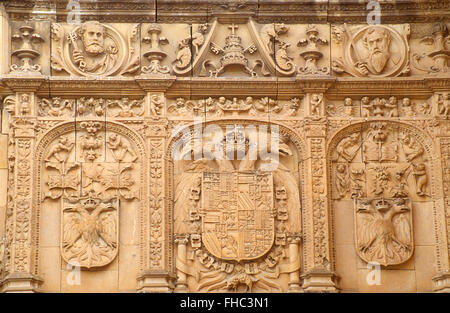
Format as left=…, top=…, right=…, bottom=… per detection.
left=51, top=21, right=140, bottom=76
left=172, top=123, right=302, bottom=292
left=412, top=23, right=449, bottom=74
left=167, top=96, right=302, bottom=118
left=41, top=122, right=140, bottom=268
left=330, top=122, right=432, bottom=266
left=332, top=24, right=410, bottom=77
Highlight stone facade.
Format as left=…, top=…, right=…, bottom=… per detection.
left=0, top=0, right=449, bottom=293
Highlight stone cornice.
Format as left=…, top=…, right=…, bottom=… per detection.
left=0, top=75, right=448, bottom=98
left=3, top=0, right=448, bottom=24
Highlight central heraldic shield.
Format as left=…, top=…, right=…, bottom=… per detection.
left=201, top=172, right=275, bottom=262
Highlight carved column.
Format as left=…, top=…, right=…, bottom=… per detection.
left=1, top=78, right=44, bottom=292
left=136, top=77, right=176, bottom=292
left=174, top=233, right=189, bottom=292
left=301, top=116, right=338, bottom=292
left=287, top=233, right=302, bottom=292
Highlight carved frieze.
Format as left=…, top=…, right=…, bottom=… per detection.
left=167, top=96, right=302, bottom=118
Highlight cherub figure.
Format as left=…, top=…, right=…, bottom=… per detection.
left=401, top=97, right=415, bottom=117
left=361, top=96, right=372, bottom=117
left=310, top=94, right=322, bottom=116
left=385, top=96, right=399, bottom=117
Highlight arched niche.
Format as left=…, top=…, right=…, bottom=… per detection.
left=165, top=119, right=306, bottom=292
left=31, top=121, right=147, bottom=291
left=327, top=120, right=442, bottom=292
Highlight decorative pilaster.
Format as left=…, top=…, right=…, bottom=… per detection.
left=0, top=79, right=44, bottom=292
left=136, top=78, right=175, bottom=292
left=301, top=117, right=338, bottom=292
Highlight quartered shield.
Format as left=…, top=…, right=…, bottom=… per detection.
left=201, top=172, right=275, bottom=262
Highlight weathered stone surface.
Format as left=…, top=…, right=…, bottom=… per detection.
left=0, top=0, right=448, bottom=293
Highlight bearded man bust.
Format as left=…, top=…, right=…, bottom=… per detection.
left=355, top=27, right=400, bottom=76
left=72, top=21, right=118, bottom=75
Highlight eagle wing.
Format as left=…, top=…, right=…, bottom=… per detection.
left=393, top=213, right=411, bottom=248
left=97, top=211, right=117, bottom=249
left=357, top=213, right=377, bottom=253
left=62, top=211, right=82, bottom=249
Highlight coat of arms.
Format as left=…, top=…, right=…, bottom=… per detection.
left=61, top=193, right=119, bottom=268
left=201, top=172, right=274, bottom=262
left=354, top=197, right=413, bottom=266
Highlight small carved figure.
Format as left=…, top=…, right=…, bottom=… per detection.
left=45, top=136, right=74, bottom=162
left=401, top=97, right=415, bottom=117
left=385, top=96, right=399, bottom=117
left=438, top=93, right=450, bottom=117
left=288, top=98, right=300, bottom=116
left=150, top=95, right=164, bottom=116
left=412, top=163, right=428, bottom=196
left=361, top=96, right=372, bottom=117
left=335, top=164, right=349, bottom=199
left=18, top=93, right=31, bottom=115
left=336, top=133, right=360, bottom=162
left=106, top=133, right=138, bottom=162
left=310, top=94, right=322, bottom=116
left=391, top=167, right=409, bottom=198
left=343, top=97, right=353, bottom=116
left=372, top=98, right=386, bottom=117
left=401, top=133, right=424, bottom=162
